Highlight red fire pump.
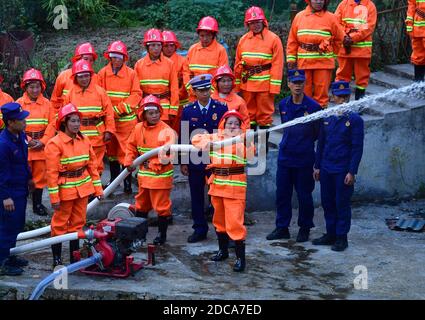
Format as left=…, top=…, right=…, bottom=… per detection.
left=73, top=217, right=155, bottom=278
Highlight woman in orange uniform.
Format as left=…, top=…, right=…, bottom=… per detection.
left=134, top=29, right=179, bottom=125
left=287, top=0, right=344, bottom=107
left=0, top=74, right=14, bottom=131
left=406, top=0, right=425, bottom=81
left=45, top=103, right=103, bottom=268
left=211, top=65, right=250, bottom=124
left=192, top=110, right=254, bottom=272
left=162, top=30, right=189, bottom=134
left=16, top=68, right=55, bottom=216
left=64, top=60, right=116, bottom=176
left=124, top=95, right=176, bottom=245
left=98, top=40, right=142, bottom=193
left=183, top=16, right=229, bottom=102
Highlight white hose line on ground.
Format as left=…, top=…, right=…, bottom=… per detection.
left=17, top=226, right=52, bottom=241
left=10, top=232, right=79, bottom=255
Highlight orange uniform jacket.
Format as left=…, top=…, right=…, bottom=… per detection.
left=64, top=80, right=115, bottom=147
left=16, top=93, right=56, bottom=161
left=211, top=91, right=250, bottom=124
left=51, top=68, right=99, bottom=113
left=287, top=6, right=345, bottom=69
left=45, top=131, right=103, bottom=204
left=124, top=120, right=176, bottom=190
left=183, top=39, right=229, bottom=91
left=98, top=63, right=141, bottom=126
left=169, top=52, right=189, bottom=107
left=234, top=28, right=284, bottom=94
left=335, top=0, right=377, bottom=58
left=0, top=89, right=14, bottom=130
left=192, top=131, right=254, bottom=200
left=134, top=54, right=179, bottom=119
left=406, top=0, right=425, bottom=37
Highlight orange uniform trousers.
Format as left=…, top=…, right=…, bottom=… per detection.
left=241, top=91, right=275, bottom=126
left=336, top=57, right=371, bottom=90
left=93, top=145, right=105, bottom=174
left=411, top=37, right=425, bottom=65
left=211, top=196, right=247, bottom=241
left=51, top=196, right=88, bottom=237
left=135, top=187, right=172, bottom=217
left=29, top=160, right=47, bottom=189
left=304, top=69, right=333, bottom=107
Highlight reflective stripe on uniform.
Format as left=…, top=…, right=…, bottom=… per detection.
left=188, top=64, right=217, bottom=71
left=137, top=169, right=174, bottom=178
left=48, top=186, right=59, bottom=194
left=140, top=79, right=170, bottom=86
left=245, top=75, right=271, bottom=81
left=60, top=175, right=92, bottom=189
left=342, top=18, right=367, bottom=24
left=137, top=146, right=154, bottom=154
left=107, top=91, right=130, bottom=98
left=78, top=106, right=103, bottom=113
left=351, top=41, right=373, bottom=48
left=287, top=55, right=297, bottom=62
left=26, top=118, right=49, bottom=125
left=297, top=52, right=335, bottom=59
left=212, top=178, right=247, bottom=187
left=297, top=29, right=331, bottom=37
left=118, top=114, right=137, bottom=122
left=241, top=52, right=273, bottom=60
left=60, top=154, right=89, bottom=164
left=209, top=151, right=247, bottom=164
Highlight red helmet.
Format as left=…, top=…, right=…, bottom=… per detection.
left=72, top=42, right=98, bottom=63
left=162, top=30, right=181, bottom=49
left=196, top=16, right=219, bottom=33
left=244, top=6, right=268, bottom=27
left=219, top=109, right=246, bottom=130
left=138, top=95, right=163, bottom=119
left=72, top=60, right=94, bottom=78
left=104, top=40, right=128, bottom=61
left=20, top=68, right=46, bottom=92
left=213, top=65, right=235, bottom=87
left=143, top=29, right=163, bottom=46
left=56, top=103, right=82, bottom=130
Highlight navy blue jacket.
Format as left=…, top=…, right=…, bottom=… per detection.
left=315, top=112, right=364, bottom=174
left=0, top=129, right=31, bottom=200
left=278, top=95, right=322, bottom=168
left=180, top=99, right=228, bottom=170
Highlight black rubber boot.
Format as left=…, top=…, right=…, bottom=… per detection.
left=32, top=188, right=48, bottom=216
left=296, top=228, right=310, bottom=243
left=233, top=240, right=246, bottom=272
left=266, top=227, right=290, bottom=240
left=135, top=211, right=148, bottom=219
left=210, top=232, right=229, bottom=261
left=69, top=240, right=80, bottom=263
left=51, top=243, right=62, bottom=269
left=259, top=126, right=270, bottom=154
left=123, top=168, right=133, bottom=194
left=153, top=216, right=168, bottom=245
left=109, top=160, right=120, bottom=184
left=331, top=235, right=348, bottom=252
left=354, top=88, right=366, bottom=100
left=312, top=233, right=336, bottom=246
left=414, top=64, right=425, bottom=82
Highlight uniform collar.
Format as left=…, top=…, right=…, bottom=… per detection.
left=59, top=130, right=84, bottom=143
left=142, top=120, right=161, bottom=129
left=197, top=99, right=211, bottom=110
left=196, top=39, right=218, bottom=52
left=247, top=28, right=269, bottom=39
left=21, top=92, right=44, bottom=105
left=74, top=78, right=96, bottom=94
left=106, top=62, right=127, bottom=78
left=306, top=5, right=326, bottom=17
left=145, top=53, right=164, bottom=66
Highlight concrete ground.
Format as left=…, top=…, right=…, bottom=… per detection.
left=1, top=198, right=424, bottom=300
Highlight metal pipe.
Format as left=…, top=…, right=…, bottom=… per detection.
left=29, top=253, right=102, bottom=300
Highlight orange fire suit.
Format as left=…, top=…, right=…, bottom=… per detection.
left=134, top=54, right=179, bottom=122
left=64, top=80, right=116, bottom=174
left=191, top=122, right=254, bottom=241
left=211, top=91, right=250, bottom=125
left=0, top=89, right=14, bottom=130
left=124, top=120, right=176, bottom=217
left=168, top=52, right=189, bottom=133
left=98, top=63, right=142, bottom=164
left=335, top=0, right=377, bottom=90
left=16, top=93, right=56, bottom=188
left=183, top=39, right=229, bottom=101
left=406, top=0, right=425, bottom=65
left=234, top=28, right=284, bottom=126
left=51, top=68, right=99, bottom=113
left=287, top=6, right=345, bottom=106
left=45, top=131, right=103, bottom=236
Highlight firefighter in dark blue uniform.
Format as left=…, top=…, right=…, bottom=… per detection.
left=313, top=81, right=364, bottom=251
left=0, top=102, right=33, bottom=275
left=266, top=69, right=322, bottom=243
left=180, top=74, right=228, bottom=243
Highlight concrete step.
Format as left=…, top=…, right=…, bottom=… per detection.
left=384, top=64, right=414, bottom=81
left=369, top=71, right=413, bottom=89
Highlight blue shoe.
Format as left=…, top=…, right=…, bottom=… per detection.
left=6, top=255, right=28, bottom=267
left=187, top=232, right=207, bottom=243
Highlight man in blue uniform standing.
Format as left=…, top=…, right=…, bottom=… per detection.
left=313, top=81, right=364, bottom=251
left=266, top=69, right=322, bottom=242
left=0, top=102, right=33, bottom=275
left=180, top=74, right=228, bottom=243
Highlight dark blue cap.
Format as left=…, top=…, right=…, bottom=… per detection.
left=288, top=69, right=305, bottom=82
left=189, top=74, right=212, bottom=90
left=331, top=81, right=351, bottom=96
left=1, top=102, right=30, bottom=122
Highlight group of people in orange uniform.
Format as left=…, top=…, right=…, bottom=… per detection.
left=0, top=0, right=420, bottom=275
